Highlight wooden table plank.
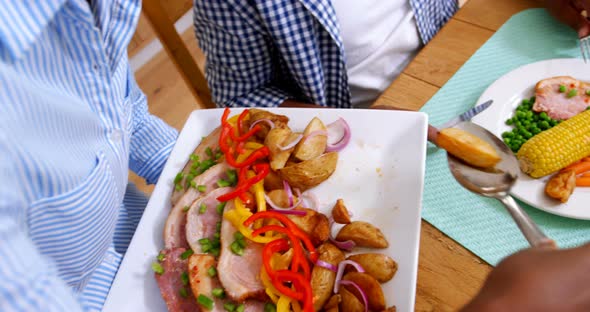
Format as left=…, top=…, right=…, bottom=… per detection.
left=372, top=74, right=439, bottom=111
left=404, top=19, right=494, bottom=89
left=454, top=0, right=544, bottom=31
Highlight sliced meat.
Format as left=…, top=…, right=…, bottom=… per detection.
left=186, top=187, right=234, bottom=253
left=188, top=254, right=267, bottom=312
left=155, top=248, right=201, bottom=312
left=172, top=126, right=222, bottom=205
left=164, top=162, right=231, bottom=249
left=217, top=201, right=266, bottom=301
left=533, top=76, right=590, bottom=120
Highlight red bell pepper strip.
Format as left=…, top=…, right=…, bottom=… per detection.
left=225, top=146, right=270, bottom=169
left=236, top=141, right=246, bottom=154
left=274, top=270, right=314, bottom=312
left=244, top=211, right=318, bottom=262
left=221, top=107, right=231, bottom=124
left=237, top=109, right=249, bottom=135
left=262, top=238, right=290, bottom=280
left=216, top=164, right=269, bottom=202
left=229, top=124, right=261, bottom=142
left=253, top=225, right=310, bottom=280
left=219, top=124, right=232, bottom=153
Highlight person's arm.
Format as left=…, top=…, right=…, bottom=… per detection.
left=126, top=69, right=178, bottom=184
left=546, top=0, right=590, bottom=37
left=0, top=148, right=83, bottom=312
left=461, top=243, right=590, bottom=312
left=194, top=1, right=303, bottom=108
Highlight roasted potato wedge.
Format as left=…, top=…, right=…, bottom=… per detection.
left=293, top=117, right=327, bottom=161
left=311, top=243, right=345, bottom=311
left=324, top=294, right=341, bottom=310
left=336, top=221, right=388, bottom=248
left=343, top=272, right=386, bottom=311
left=265, top=128, right=301, bottom=170
left=381, top=306, right=397, bottom=312
left=339, top=287, right=364, bottom=312
left=288, top=208, right=330, bottom=246
left=263, top=170, right=283, bottom=191
left=346, top=253, right=398, bottom=283
left=331, top=199, right=351, bottom=224
left=325, top=308, right=338, bottom=312
left=545, top=169, right=576, bottom=203
left=436, top=127, right=501, bottom=168
left=247, top=108, right=290, bottom=139
left=278, top=152, right=338, bottom=191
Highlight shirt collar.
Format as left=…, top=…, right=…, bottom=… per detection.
left=0, top=0, right=67, bottom=60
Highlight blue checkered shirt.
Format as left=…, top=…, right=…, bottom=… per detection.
left=194, top=0, right=458, bottom=108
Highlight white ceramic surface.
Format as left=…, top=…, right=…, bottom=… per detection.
left=473, top=58, right=590, bottom=220
left=103, top=108, right=428, bottom=312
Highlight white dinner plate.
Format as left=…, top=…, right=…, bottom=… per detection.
left=472, top=58, right=590, bottom=220
left=103, top=108, right=428, bottom=312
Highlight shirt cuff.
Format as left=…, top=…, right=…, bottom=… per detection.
left=129, top=115, right=178, bottom=184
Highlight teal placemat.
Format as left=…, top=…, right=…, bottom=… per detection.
left=421, top=8, right=590, bottom=265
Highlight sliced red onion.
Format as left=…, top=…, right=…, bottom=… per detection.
left=283, top=180, right=294, bottom=207
left=328, top=217, right=356, bottom=251
left=249, top=118, right=275, bottom=130
left=334, top=260, right=365, bottom=293
left=338, top=280, right=369, bottom=312
left=278, top=134, right=303, bottom=151
left=263, top=194, right=306, bottom=216
left=326, top=118, right=351, bottom=152
left=315, top=259, right=337, bottom=272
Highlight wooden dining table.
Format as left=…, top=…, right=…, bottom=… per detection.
left=371, top=0, right=545, bottom=310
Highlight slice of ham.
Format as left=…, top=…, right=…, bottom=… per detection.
left=155, top=248, right=201, bottom=312
left=188, top=254, right=267, bottom=312
left=164, top=162, right=231, bottom=249
left=217, top=201, right=266, bottom=301
left=186, top=187, right=234, bottom=253
left=172, top=127, right=222, bottom=206
left=533, top=76, right=590, bottom=120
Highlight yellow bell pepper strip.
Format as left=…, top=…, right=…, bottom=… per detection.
left=276, top=295, right=291, bottom=312
left=223, top=198, right=278, bottom=244
left=261, top=268, right=280, bottom=303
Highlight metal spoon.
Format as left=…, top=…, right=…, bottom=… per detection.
left=442, top=122, right=555, bottom=248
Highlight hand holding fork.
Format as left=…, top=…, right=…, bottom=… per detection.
left=545, top=0, right=590, bottom=61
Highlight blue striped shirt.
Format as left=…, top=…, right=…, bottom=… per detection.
left=0, top=0, right=178, bottom=311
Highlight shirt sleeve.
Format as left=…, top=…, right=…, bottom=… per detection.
left=193, top=1, right=293, bottom=108
left=0, top=148, right=83, bottom=312
left=126, top=69, right=178, bottom=184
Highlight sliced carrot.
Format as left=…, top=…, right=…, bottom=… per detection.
left=564, top=160, right=590, bottom=175
left=576, top=176, right=590, bottom=187
left=582, top=172, right=590, bottom=178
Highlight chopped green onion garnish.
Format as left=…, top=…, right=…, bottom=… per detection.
left=216, top=222, right=222, bottom=232
left=586, top=89, right=590, bottom=96
left=180, top=249, right=194, bottom=260
left=190, top=180, right=197, bottom=188
left=226, top=170, right=237, bottom=185
left=197, top=185, right=207, bottom=193
left=199, top=238, right=211, bottom=245
left=210, top=247, right=220, bottom=257
left=236, top=238, right=247, bottom=249
left=559, top=84, right=566, bottom=93
left=183, top=205, right=190, bottom=213
left=214, top=232, right=221, bottom=240
left=151, top=262, right=164, bottom=275
left=198, top=294, right=214, bottom=310
left=212, top=288, right=225, bottom=298
left=215, top=152, right=223, bottom=159
left=179, top=287, right=189, bottom=298
left=190, top=154, right=199, bottom=162
left=207, top=266, right=217, bottom=277
left=157, top=253, right=165, bottom=262
left=175, top=184, right=183, bottom=191
left=224, top=302, right=236, bottom=312
left=174, top=172, right=184, bottom=184
left=202, top=244, right=212, bottom=253
left=199, top=203, right=207, bottom=214
left=264, top=303, right=277, bottom=312
left=216, top=202, right=226, bottom=214
left=234, top=231, right=244, bottom=240
left=211, top=239, right=221, bottom=248
left=206, top=147, right=213, bottom=157
left=217, top=179, right=231, bottom=187
left=567, top=89, right=578, bottom=98
left=236, top=304, right=245, bottom=312
left=181, top=272, right=189, bottom=286
left=230, top=241, right=244, bottom=256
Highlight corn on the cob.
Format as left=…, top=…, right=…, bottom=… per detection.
left=517, top=109, right=590, bottom=178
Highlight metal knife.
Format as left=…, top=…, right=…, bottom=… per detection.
left=439, top=100, right=493, bottom=129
